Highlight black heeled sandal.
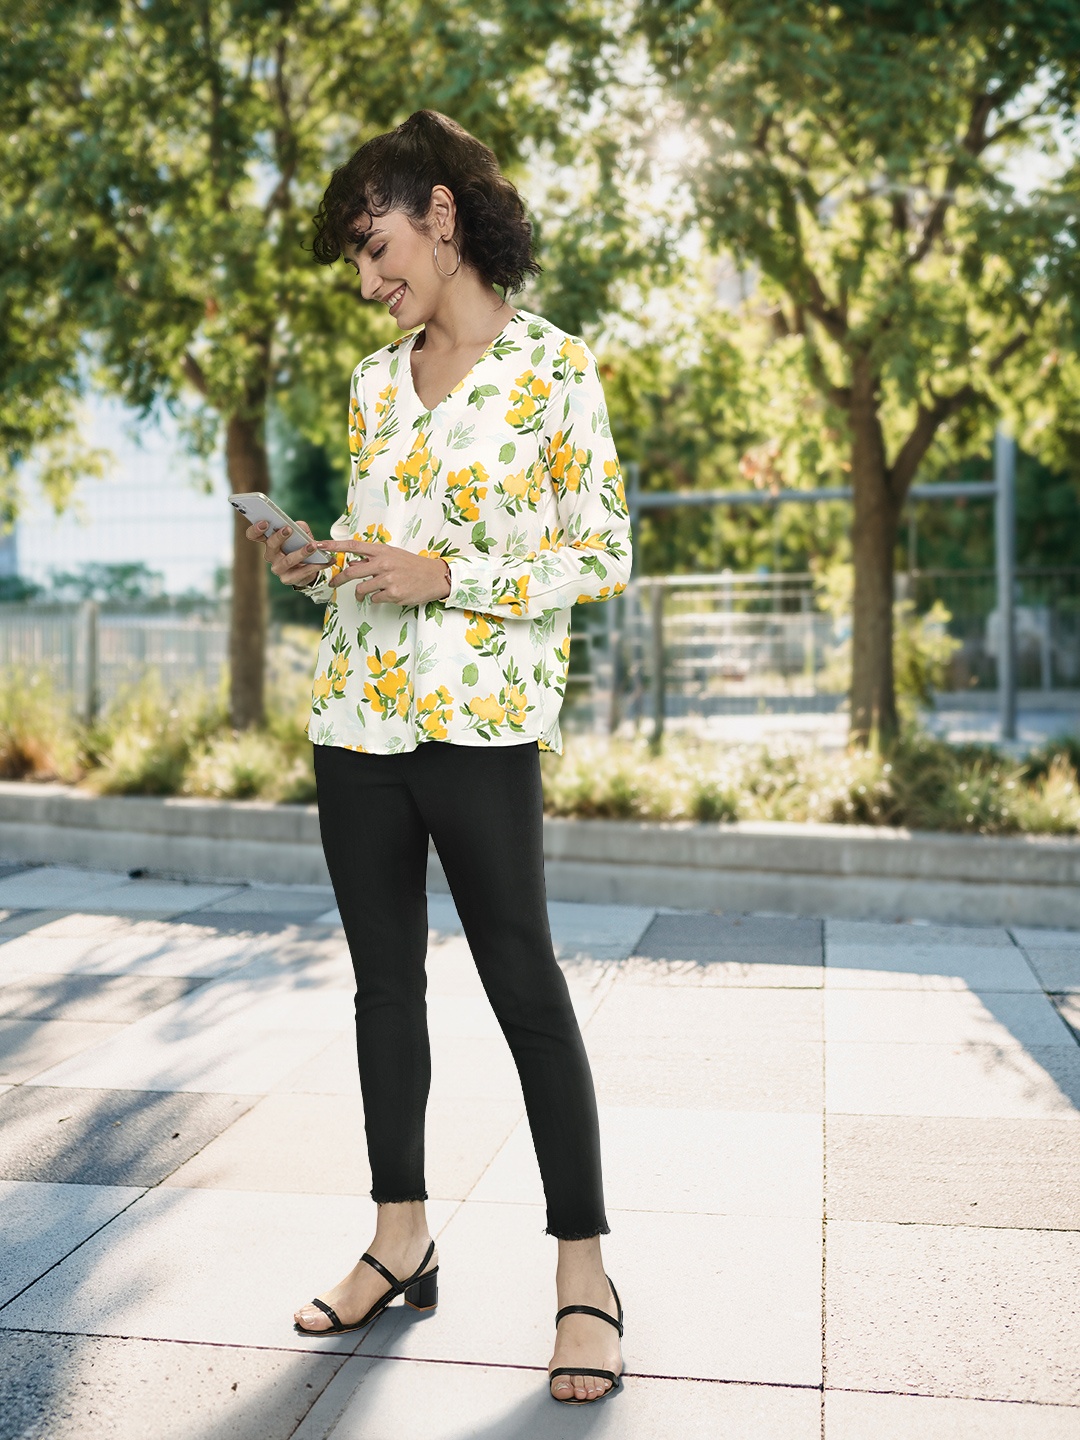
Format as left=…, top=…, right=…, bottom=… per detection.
left=548, top=1274, right=624, bottom=1404
left=294, top=1239, right=438, bottom=1336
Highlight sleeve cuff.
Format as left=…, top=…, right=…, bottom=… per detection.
left=444, top=558, right=493, bottom=611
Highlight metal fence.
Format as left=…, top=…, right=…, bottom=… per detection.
left=0, top=602, right=227, bottom=716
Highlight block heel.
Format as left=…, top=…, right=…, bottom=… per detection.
left=294, top=1239, right=439, bottom=1335
left=404, top=1268, right=439, bottom=1311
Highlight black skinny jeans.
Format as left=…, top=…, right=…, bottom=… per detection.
left=313, top=740, right=609, bottom=1241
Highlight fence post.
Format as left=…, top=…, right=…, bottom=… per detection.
left=78, top=600, right=99, bottom=724
left=650, top=580, right=665, bottom=748
left=994, top=427, right=1017, bottom=741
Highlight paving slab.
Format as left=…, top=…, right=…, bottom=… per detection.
left=0, top=1085, right=257, bottom=1186
left=589, top=1035, right=824, bottom=1110
left=587, top=982, right=822, bottom=1043
left=824, top=988, right=1075, bottom=1047
left=0, top=1186, right=458, bottom=1352
left=0, top=1018, right=127, bottom=1084
left=1024, top=950, right=1080, bottom=992
left=161, top=1092, right=522, bottom=1201
left=826, top=1219, right=1080, bottom=1403
left=830, top=921, right=1015, bottom=948
left=827, top=1040, right=1080, bottom=1118
left=0, top=926, right=275, bottom=980
left=0, top=1180, right=143, bottom=1306
left=0, top=1330, right=345, bottom=1440
left=545, top=901, right=656, bottom=961
left=0, top=972, right=206, bottom=1023
left=358, top=1200, right=823, bottom=1388
left=1054, top=993, right=1080, bottom=1037
left=0, top=909, right=63, bottom=938
left=632, top=912, right=823, bottom=972
left=826, top=1115, right=1080, bottom=1229
left=470, top=1107, right=823, bottom=1218
left=22, top=1009, right=335, bottom=1094
left=825, top=1389, right=1080, bottom=1439
left=194, top=884, right=336, bottom=915
left=1012, top=927, right=1080, bottom=949
left=612, top=953, right=824, bottom=987
left=825, top=944, right=1041, bottom=992
left=307, top=1358, right=820, bottom=1440
left=0, top=868, right=139, bottom=910
left=80, top=879, right=244, bottom=914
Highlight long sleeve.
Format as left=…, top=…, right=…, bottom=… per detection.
left=441, top=340, right=631, bottom=619
left=293, top=366, right=370, bottom=605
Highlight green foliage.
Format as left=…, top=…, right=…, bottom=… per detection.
left=86, top=676, right=225, bottom=795
left=0, top=669, right=81, bottom=781
left=50, top=562, right=164, bottom=605
left=541, top=731, right=1080, bottom=835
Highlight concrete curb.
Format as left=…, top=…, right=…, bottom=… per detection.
left=1, top=780, right=1078, bottom=926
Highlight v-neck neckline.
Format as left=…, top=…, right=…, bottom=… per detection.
left=405, top=310, right=522, bottom=415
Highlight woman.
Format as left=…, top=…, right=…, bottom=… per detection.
left=246, top=109, right=631, bottom=1406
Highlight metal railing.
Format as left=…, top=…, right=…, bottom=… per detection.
left=0, top=602, right=227, bottom=717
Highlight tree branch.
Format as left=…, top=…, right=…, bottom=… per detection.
left=181, top=352, right=211, bottom=398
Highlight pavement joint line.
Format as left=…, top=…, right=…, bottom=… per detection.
left=823, top=1385, right=1080, bottom=1409
left=0, top=1185, right=150, bottom=1314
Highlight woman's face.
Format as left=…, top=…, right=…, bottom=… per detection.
left=342, top=203, right=449, bottom=330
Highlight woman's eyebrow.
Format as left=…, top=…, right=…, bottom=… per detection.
left=353, top=227, right=386, bottom=253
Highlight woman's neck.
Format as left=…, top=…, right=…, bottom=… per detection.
left=418, top=271, right=515, bottom=354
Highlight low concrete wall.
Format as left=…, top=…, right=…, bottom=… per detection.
left=1, top=780, right=1077, bottom=926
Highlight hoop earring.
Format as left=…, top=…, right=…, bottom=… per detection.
left=433, top=236, right=462, bottom=277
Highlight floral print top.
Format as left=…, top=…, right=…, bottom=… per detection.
left=301, top=308, right=631, bottom=754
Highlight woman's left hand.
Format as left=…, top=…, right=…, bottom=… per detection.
left=315, top=540, right=452, bottom=606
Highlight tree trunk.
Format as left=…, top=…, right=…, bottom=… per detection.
left=848, top=359, right=901, bottom=745
left=225, top=411, right=270, bottom=729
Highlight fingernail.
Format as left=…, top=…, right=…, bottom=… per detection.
left=256, top=520, right=268, bottom=530
left=281, top=526, right=291, bottom=537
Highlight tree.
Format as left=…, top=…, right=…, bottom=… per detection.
left=638, top=0, right=1080, bottom=740
left=2, top=0, right=608, bottom=726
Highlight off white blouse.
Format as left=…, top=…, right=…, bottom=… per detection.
left=301, top=308, right=631, bottom=754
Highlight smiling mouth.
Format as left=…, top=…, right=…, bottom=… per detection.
left=385, top=285, right=407, bottom=315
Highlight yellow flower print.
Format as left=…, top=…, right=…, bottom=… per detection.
left=374, top=382, right=397, bottom=421
left=505, top=684, right=529, bottom=728
left=504, top=371, right=552, bottom=433
left=443, top=464, right=488, bottom=525
left=313, top=631, right=352, bottom=714
left=360, top=522, right=392, bottom=545
left=347, top=395, right=366, bottom=456
left=497, top=459, right=545, bottom=515
left=395, top=432, right=439, bottom=499
left=467, top=693, right=505, bottom=724
left=493, top=574, right=530, bottom=616
left=558, top=337, right=588, bottom=374
left=465, top=613, right=493, bottom=647
left=547, top=432, right=591, bottom=494
left=557, top=635, right=571, bottom=665
left=362, top=646, right=413, bottom=721
left=416, top=684, right=454, bottom=741
left=463, top=609, right=505, bottom=658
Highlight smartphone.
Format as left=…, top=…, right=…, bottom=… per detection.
left=229, top=492, right=333, bottom=566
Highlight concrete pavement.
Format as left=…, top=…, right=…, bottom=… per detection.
left=0, top=863, right=1078, bottom=1438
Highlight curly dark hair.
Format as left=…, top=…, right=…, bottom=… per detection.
left=311, top=110, right=541, bottom=293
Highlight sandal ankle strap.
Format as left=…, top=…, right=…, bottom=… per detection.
left=360, top=1238, right=436, bottom=1291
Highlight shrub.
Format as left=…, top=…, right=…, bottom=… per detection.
left=87, top=675, right=223, bottom=796
left=0, top=668, right=81, bottom=781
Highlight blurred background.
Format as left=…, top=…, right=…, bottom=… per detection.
left=3, top=0, right=1080, bottom=830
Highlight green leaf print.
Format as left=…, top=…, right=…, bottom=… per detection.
left=424, top=601, right=445, bottom=625
left=531, top=344, right=545, bottom=366
left=357, top=622, right=372, bottom=649
left=471, top=521, right=496, bottom=555
left=499, top=441, right=516, bottom=464
left=467, top=383, right=499, bottom=409
left=447, top=420, right=476, bottom=450
left=462, top=662, right=479, bottom=686
left=389, top=356, right=399, bottom=378
left=527, top=322, right=547, bottom=340
left=399, top=621, right=409, bottom=645
left=416, top=642, right=439, bottom=675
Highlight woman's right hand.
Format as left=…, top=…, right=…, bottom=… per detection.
left=245, top=518, right=329, bottom=589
